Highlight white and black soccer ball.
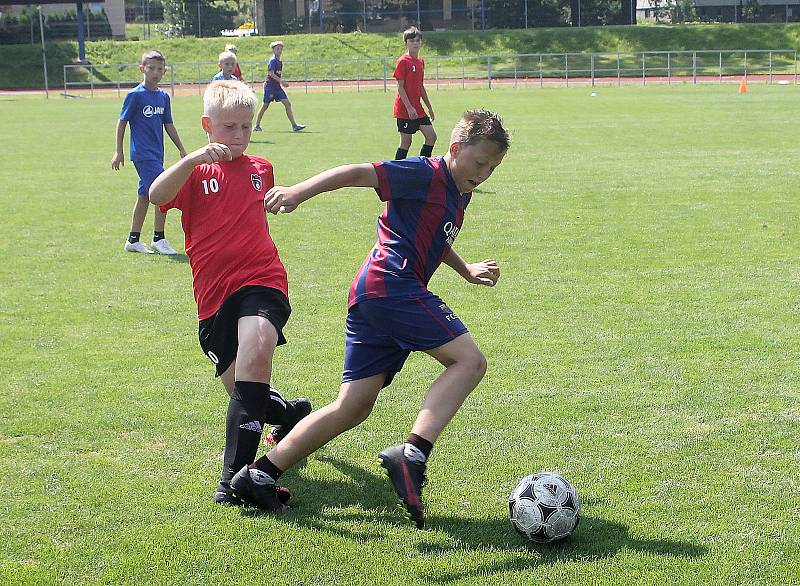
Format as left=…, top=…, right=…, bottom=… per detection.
left=508, top=471, right=581, bottom=543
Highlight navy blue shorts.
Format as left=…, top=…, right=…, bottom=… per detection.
left=133, top=159, right=164, bottom=197
left=263, top=85, right=288, bottom=103
left=342, top=293, right=468, bottom=388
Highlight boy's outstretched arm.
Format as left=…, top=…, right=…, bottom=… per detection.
left=443, top=249, right=500, bottom=287
left=111, top=120, right=128, bottom=170
left=264, top=163, right=378, bottom=214
left=164, top=123, right=188, bottom=158
left=149, top=143, right=232, bottom=205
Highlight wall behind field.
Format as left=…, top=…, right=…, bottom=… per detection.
left=5, top=23, right=800, bottom=90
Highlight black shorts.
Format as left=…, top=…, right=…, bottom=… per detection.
left=198, top=285, right=291, bottom=377
left=396, top=116, right=432, bottom=135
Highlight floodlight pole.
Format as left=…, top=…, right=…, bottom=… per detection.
left=76, top=0, right=85, bottom=61
left=38, top=5, right=49, bottom=98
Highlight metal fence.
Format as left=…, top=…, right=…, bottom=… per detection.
left=64, top=49, right=799, bottom=97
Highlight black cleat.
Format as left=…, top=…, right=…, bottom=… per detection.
left=265, top=398, right=312, bottom=446
left=378, top=444, right=427, bottom=529
left=229, top=466, right=291, bottom=511
left=214, top=480, right=292, bottom=507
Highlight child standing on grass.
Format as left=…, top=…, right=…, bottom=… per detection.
left=260, top=109, right=510, bottom=527
left=392, top=27, right=436, bottom=160
left=254, top=40, right=305, bottom=133
left=112, top=50, right=187, bottom=255
left=225, top=44, right=243, bottom=80
left=149, top=80, right=312, bottom=510
left=211, top=50, right=239, bottom=82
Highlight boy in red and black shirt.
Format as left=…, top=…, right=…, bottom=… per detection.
left=149, top=80, right=311, bottom=512
left=393, top=27, right=437, bottom=161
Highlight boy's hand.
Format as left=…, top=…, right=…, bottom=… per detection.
left=111, top=152, right=124, bottom=170
left=281, top=81, right=289, bottom=88
left=188, top=143, right=232, bottom=165
left=406, top=106, right=419, bottom=120
left=264, top=185, right=301, bottom=214
left=428, top=107, right=435, bottom=121
left=464, top=259, right=500, bottom=287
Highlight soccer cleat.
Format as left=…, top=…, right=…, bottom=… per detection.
left=151, top=238, right=177, bottom=255
left=292, top=124, right=306, bottom=132
left=229, top=466, right=291, bottom=512
left=265, top=398, right=312, bottom=446
left=378, top=444, right=427, bottom=529
left=124, top=241, right=154, bottom=254
left=253, top=125, right=262, bottom=132
left=214, top=480, right=291, bottom=506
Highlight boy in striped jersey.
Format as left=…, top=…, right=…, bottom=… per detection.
left=261, top=110, right=510, bottom=527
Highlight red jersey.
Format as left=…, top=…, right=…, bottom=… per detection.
left=233, top=62, right=243, bottom=80
left=160, top=155, right=288, bottom=320
left=393, top=54, right=425, bottom=119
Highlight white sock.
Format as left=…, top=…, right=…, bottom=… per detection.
left=403, top=443, right=427, bottom=464
left=249, top=468, right=275, bottom=486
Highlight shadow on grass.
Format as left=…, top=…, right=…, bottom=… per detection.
left=243, top=455, right=706, bottom=580
left=166, top=253, right=189, bottom=264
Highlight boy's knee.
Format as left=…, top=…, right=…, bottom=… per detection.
left=470, top=350, right=488, bottom=381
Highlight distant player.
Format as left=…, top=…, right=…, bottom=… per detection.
left=225, top=44, right=243, bottom=80
left=149, top=80, right=312, bottom=510
left=112, top=50, right=186, bottom=255
left=393, top=26, right=436, bottom=160
left=260, top=110, right=510, bottom=528
left=254, top=40, right=306, bottom=133
left=211, top=50, right=239, bottom=82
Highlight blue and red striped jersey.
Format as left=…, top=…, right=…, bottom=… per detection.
left=348, top=156, right=471, bottom=308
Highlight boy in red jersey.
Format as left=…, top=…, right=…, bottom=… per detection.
left=149, top=80, right=311, bottom=511
left=261, top=110, right=510, bottom=528
left=393, top=27, right=436, bottom=161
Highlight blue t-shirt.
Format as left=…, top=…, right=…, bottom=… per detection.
left=211, top=72, right=238, bottom=82
left=266, top=57, right=283, bottom=88
left=119, top=83, right=173, bottom=162
left=348, top=156, right=471, bottom=308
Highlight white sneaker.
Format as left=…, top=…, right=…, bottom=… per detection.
left=124, top=241, right=154, bottom=254
left=151, top=238, right=178, bottom=255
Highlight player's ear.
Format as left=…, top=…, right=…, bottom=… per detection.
left=449, top=141, right=461, bottom=159
left=138, top=64, right=145, bottom=73
left=201, top=115, right=212, bottom=134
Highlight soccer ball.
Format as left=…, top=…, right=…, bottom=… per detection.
left=508, top=471, right=581, bottom=543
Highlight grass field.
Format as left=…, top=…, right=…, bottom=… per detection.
left=1, top=84, right=799, bottom=585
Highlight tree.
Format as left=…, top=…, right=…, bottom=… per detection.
left=161, top=0, right=190, bottom=36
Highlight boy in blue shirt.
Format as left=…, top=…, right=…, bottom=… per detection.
left=260, top=110, right=510, bottom=528
left=211, top=50, right=239, bottom=82
left=253, top=40, right=305, bottom=133
left=112, top=50, right=187, bottom=255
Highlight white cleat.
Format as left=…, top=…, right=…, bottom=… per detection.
left=151, top=239, right=178, bottom=255
left=124, top=241, right=154, bottom=254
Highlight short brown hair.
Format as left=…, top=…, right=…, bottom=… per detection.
left=403, top=27, right=421, bottom=42
left=141, top=50, right=165, bottom=65
left=450, top=110, right=510, bottom=152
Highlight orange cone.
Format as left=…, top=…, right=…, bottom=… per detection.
left=739, top=78, right=748, bottom=94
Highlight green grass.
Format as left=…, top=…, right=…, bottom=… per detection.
left=1, top=84, right=799, bottom=584
left=6, top=23, right=800, bottom=89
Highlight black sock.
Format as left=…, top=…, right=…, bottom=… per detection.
left=395, top=147, right=409, bottom=160
left=406, top=433, right=433, bottom=459
left=128, top=232, right=140, bottom=244
left=253, top=454, right=284, bottom=480
left=220, top=381, right=269, bottom=484
left=153, top=231, right=165, bottom=242
left=265, top=386, right=291, bottom=425
left=420, top=144, right=434, bottom=158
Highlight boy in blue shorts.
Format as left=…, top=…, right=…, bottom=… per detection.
left=112, top=50, right=187, bottom=255
left=253, top=40, right=305, bottom=133
left=261, top=109, right=510, bottom=527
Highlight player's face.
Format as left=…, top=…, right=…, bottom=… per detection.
left=273, top=45, right=283, bottom=57
left=405, top=36, right=422, bottom=54
left=448, top=139, right=506, bottom=194
left=140, top=59, right=166, bottom=86
left=203, top=107, right=253, bottom=159
left=220, top=58, right=236, bottom=75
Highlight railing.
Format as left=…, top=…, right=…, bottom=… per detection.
left=64, top=49, right=798, bottom=97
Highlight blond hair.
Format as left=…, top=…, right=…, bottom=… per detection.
left=224, top=44, right=238, bottom=53
left=218, top=50, right=237, bottom=64
left=450, top=110, right=510, bottom=152
left=204, top=80, right=258, bottom=116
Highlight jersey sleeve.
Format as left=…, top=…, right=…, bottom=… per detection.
left=393, top=58, right=407, bottom=81
left=268, top=58, right=278, bottom=74
left=162, top=93, right=174, bottom=125
left=159, top=166, right=197, bottom=213
left=372, top=158, right=432, bottom=202
left=119, top=91, right=137, bottom=121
